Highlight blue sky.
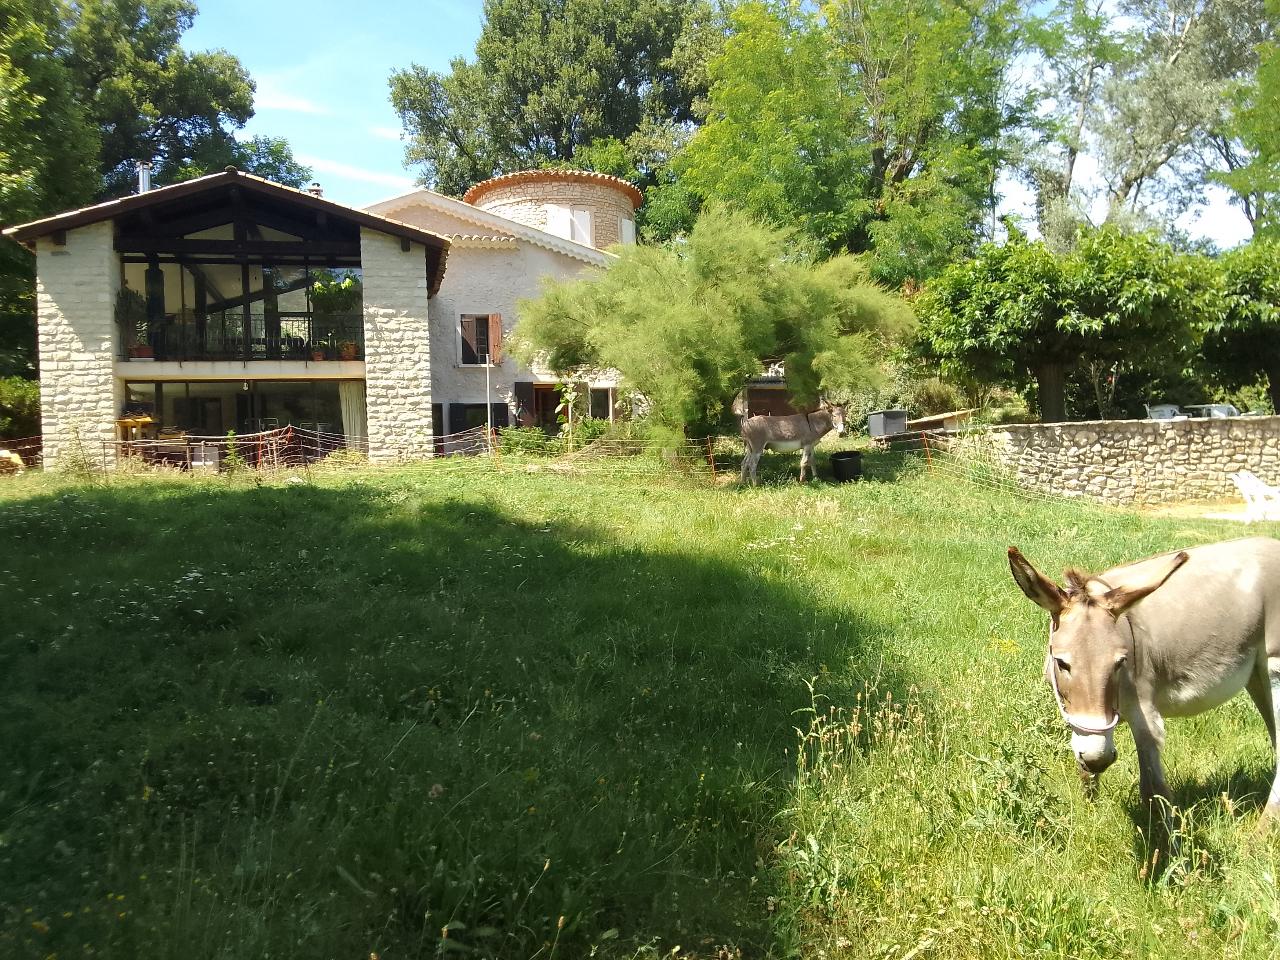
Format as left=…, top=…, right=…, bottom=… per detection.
left=184, top=0, right=1251, bottom=246
left=184, top=0, right=485, bottom=208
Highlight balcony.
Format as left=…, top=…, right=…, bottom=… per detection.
left=122, top=314, right=364, bottom=363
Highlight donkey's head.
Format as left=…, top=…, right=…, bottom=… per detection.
left=1007, top=547, right=1188, bottom=775
left=820, top=399, right=847, bottom=437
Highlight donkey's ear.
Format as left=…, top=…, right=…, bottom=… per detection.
left=1008, top=547, right=1066, bottom=614
left=1103, top=551, right=1189, bottom=616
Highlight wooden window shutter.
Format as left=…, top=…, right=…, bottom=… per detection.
left=432, top=404, right=443, bottom=438
left=490, top=402, right=510, bottom=429
left=460, top=316, right=478, bottom=365
left=488, top=313, right=503, bottom=363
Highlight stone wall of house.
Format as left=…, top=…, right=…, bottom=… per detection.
left=35, top=221, right=122, bottom=468
left=973, top=417, right=1280, bottom=505
left=360, top=229, right=435, bottom=461
left=469, top=178, right=637, bottom=249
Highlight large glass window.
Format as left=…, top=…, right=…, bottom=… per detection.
left=124, top=380, right=348, bottom=435
left=118, top=225, right=362, bottom=362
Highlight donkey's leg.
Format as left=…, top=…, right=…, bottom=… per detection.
left=799, top=444, right=814, bottom=482
left=1259, top=654, right=1280, bottom=817
left=1128, top=700, right=1171, bottom=807
left=741, top=449, right=761, bottom=486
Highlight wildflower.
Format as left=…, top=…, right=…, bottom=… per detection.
left=31, top=920, right=49, bottom=934
left=428, top=783, right=445, bottom=799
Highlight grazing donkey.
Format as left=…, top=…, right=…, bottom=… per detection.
left=1008, top=537, right=1280, bottom=822
left=740, top=402, right=846, bottom=485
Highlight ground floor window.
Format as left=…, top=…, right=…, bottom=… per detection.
left=123, top=379, right=355, bottom=436
left=589, top=387, right=613, bottom=421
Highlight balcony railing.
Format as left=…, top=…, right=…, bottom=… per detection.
left=122, top=313, right=364, bottom=363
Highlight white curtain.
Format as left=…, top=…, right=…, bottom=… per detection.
left=339, top=380, right=367, bottom=449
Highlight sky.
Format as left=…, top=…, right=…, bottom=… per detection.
left=183, top=0, right=485, bottom=208
left=184, top=0, right=1253, bottom=247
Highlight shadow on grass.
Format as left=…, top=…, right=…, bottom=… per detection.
left=0, top=475, right=906, bottom=959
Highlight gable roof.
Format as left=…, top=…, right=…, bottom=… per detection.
left=365, top=186, right=612, bottom=267
left=3, top=168, right=453, bottom=294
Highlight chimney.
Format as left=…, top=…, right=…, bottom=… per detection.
left=307, top=182, right=323, bottom=198
left=136, top=161, right=152, bottom=193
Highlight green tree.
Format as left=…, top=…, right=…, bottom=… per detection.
left=1095, top=0, right=1273, bottom=223
left=1216, top=0, right=1280, bottom=233
left=176, top=135, right=312, bottom=187
left=1022, top=0, right=1126, bottom=247
left=917, top=229, right=1216, bottom=422
left=672, top=0, right=1025, bottom=287
left=389, top=0, right=710, bottom=196
left=0, top=0, right=98, bottom=376
left=60, top=0, right=256, bottom=194
left=1202, top=238, right=1280, bottom=408
left=512, top=205, right=913, bottom=435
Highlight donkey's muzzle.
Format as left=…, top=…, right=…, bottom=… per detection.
left=1073, top=730, right=1117, bottom=773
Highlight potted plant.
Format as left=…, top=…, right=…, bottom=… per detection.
left=338, top=340, right=358, bottom=361
left=311, top=344, right=327, bottom=362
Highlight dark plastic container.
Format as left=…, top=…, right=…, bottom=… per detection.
left=868, top=409, right=909, bottom=437
left=830, top=450, right=863, bottom=482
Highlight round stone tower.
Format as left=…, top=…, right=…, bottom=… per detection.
left=463, top=170, right=642, bottom=249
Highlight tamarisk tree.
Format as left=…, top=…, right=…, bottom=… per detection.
left=511, top=206, right=913, bottom=435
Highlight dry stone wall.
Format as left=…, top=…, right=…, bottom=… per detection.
left=35, top=221, right=122, bottom=468
left=976, top=417, right=1280, bottom=505
left=361, top=229, right=435, bottom=462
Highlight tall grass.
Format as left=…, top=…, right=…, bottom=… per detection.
left=1, top=454, right=1278, bottom=958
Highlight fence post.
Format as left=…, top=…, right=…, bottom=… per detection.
left=705, top=436, right=717, bottom=483
left=922, top=433, right=933, bottom=472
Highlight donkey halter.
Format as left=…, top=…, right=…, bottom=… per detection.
left=1047, top=621, right=1120, bottom=736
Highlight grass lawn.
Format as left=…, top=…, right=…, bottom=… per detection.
left=2, top=451, right=1280, bottom=958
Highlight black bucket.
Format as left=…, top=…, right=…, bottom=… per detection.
left=830, top=450, right=863, bottom=483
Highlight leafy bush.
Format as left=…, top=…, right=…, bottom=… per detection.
left=0, top=376, right=39, bottom=440
left=498, top=426, right=561, bottom=456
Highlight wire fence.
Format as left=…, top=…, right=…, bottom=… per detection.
left=2, top=421, right=1116, bottom=508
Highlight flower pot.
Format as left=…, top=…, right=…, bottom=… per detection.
left=312, top=350, right=326, bottom=362
left=129, top=346, right=154, bottom=360
left=338, top=342, right=358, bottom=361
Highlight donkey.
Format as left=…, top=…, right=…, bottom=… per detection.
left=1008, top=537, right=1280, bottom=822
left=740, top=402, right=846, bottom=485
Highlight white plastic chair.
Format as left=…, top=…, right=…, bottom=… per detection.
left=1231, top=471, right=1280, bottom=523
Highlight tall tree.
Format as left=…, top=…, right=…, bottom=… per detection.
left=671, top=0, right=1026, bottom=287
left=1095, top=0, right=1273, bottom=221
left=0, top=0, right=98, bottom=376
left=1023, top=0, right=1125, bottom=247
left=1216, top=0, right=1280, bottom=233
left=60, top=0, right=257, bottom=194
left=513, top=205, right=912, bottom=435
left=389, top=0, right=710, bottom=196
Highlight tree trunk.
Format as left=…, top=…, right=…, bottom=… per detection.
left=1267, top=362, right=1280, bottom=415
left=1035, top=362, right=1068, bottom=423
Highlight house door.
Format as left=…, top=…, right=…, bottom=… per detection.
left=532, top=385, right=560, bottom=434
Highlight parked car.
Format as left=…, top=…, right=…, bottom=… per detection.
left=1145, top=403, right=1187, bottom=421
left=1183, top=403, right=1241, bottom=419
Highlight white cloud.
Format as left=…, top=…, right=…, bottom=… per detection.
left=255, top=78, right=330, bottom=115
left=369, top=126, right=404, bottom=142
left=296, top=155, right=415, bottom=191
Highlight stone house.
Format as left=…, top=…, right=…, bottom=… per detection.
left=3, top=166, right=640, bottom=466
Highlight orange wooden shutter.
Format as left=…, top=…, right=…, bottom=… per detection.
left=488, top=313, right=503, bottom=363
